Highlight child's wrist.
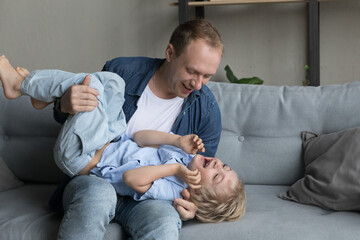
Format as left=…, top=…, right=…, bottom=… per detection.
left=175, top=163, right=184, bottom=175
left=176, top=135, right=182, bottom=149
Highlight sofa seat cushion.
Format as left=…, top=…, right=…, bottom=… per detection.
left=0, top=184, right=125, bottom=240
left=1, top=184, right=360, bottom=240
left=180, top=185, right=360, bottom=240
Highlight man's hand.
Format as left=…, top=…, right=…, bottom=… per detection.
left=173, top=189, right=198, bottom=221
left=60, top=75, right=99, bottom=114
left=179, top=134, right=205, bottom=154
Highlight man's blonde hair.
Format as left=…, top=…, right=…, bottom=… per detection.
left=190, top=179, right=246, bottom=223
left=169, top=19, right=224, bottom=57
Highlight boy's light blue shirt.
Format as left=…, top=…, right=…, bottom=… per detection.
left=90, top=134, right=194, bottom=201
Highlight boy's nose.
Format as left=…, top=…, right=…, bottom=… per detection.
left=213, top=159, right=219, bottom=169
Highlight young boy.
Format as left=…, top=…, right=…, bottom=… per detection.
left=0, top=55, right=246, bottom=223
left=91, top=129, right=246, bottom=222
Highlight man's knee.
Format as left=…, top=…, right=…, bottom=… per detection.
left=63, top=175, right=117, bottom=217
left=117, top=199, right=182, bottom=240
left=140, top=200, right=182, bottom=240
left=58, top=175, right=117, bottom=240
left=153, top=201, right=182, bottom=233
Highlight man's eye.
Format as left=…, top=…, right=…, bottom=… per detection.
left=213, top=174, right=218, bottom=180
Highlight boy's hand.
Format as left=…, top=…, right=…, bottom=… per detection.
left=179, top=134, right=205, bottom=154
left=176, top=164, right=201, bottom=190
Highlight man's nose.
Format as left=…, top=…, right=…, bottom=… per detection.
left=191, top=76, right=202, bottom=90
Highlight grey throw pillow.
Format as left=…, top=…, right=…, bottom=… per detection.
left=279, top=127, right=360, bottom=211
left=0, top=155, right=24, bottom=192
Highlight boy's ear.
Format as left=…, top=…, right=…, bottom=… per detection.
left=189, top=187, right=201, bottom=195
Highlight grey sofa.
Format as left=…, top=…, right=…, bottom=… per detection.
left=1, top=81, right=360, bottom=240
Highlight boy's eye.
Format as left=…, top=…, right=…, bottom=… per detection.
left=223, top=164, right=231, bottom=170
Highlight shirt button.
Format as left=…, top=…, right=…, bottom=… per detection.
left=238, top=136, right=245, bottom=142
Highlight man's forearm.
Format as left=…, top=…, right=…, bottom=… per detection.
left=123, top=164, right=180, bottom=194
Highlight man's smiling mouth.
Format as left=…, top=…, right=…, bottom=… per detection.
left=182, top=83, right=193, bottom=92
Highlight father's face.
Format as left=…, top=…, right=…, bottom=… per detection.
left=166, top=39, right=222, bottom=98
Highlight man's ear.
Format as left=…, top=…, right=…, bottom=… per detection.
left=165, top=43, right=175, bottom=62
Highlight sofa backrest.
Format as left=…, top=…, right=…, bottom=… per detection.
left=207, top=81, right=360, bottom=185
left=2, top=82, right=360, bottom=185
left=0, top=93, right=63, bottom=183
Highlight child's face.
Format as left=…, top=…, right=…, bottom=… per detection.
left=188, top=155, right=238, bottom=194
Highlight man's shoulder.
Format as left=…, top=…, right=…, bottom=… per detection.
left=195, top=83, right=218, bottom=104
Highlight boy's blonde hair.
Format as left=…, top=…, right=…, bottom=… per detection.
left=190, top=179, right=246, bottom=223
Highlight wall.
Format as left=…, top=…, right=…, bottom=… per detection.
left=0, top=0, right=178, bottom=72
left=205, top=2, right=307, bottom=86
left=321, top=1, right=360, bottom=85
left=0, top=0, right=359, bottom=86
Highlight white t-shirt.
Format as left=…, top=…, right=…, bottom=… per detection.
left=125, top=85, right=184, bottom=137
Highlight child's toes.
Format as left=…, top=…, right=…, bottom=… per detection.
left=17, top=67, right=29, bottom=78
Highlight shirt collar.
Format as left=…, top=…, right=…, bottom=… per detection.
left=127, top=58, right=165, bottom=97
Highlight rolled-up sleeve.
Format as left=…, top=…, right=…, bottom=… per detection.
left=134, top=177, right=186, bottom=201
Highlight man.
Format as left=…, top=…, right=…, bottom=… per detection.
left=54, top=19, right=223, bottom=240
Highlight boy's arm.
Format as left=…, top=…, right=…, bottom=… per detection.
left=133, top=130, right=205, bottom=154
left=123, top=163, right=201, bottom=194
left=133, top=130, right=181, bottom=148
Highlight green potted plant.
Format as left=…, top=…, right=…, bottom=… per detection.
left=224, top=65, right=264, bottom=85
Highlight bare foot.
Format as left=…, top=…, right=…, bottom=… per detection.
left=13, top=66, right=50, bottom=109
left=0, top=55, right=24, bottom=99
left=16, top=67, right=30, bottom=78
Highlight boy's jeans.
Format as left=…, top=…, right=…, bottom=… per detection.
left=58, top=175, right=182, bottom=240
left=22, top=70, right=127, bottom=176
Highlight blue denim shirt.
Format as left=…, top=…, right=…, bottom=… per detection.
left=102, top=57, right=222, bottom=157
left=54, top=57, right=221, bottom=156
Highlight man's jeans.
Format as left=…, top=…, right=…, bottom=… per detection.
left=58, top=175, right=182, bottom=240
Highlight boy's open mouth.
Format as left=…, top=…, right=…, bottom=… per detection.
left=203, top=158, right=212, bottom=168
